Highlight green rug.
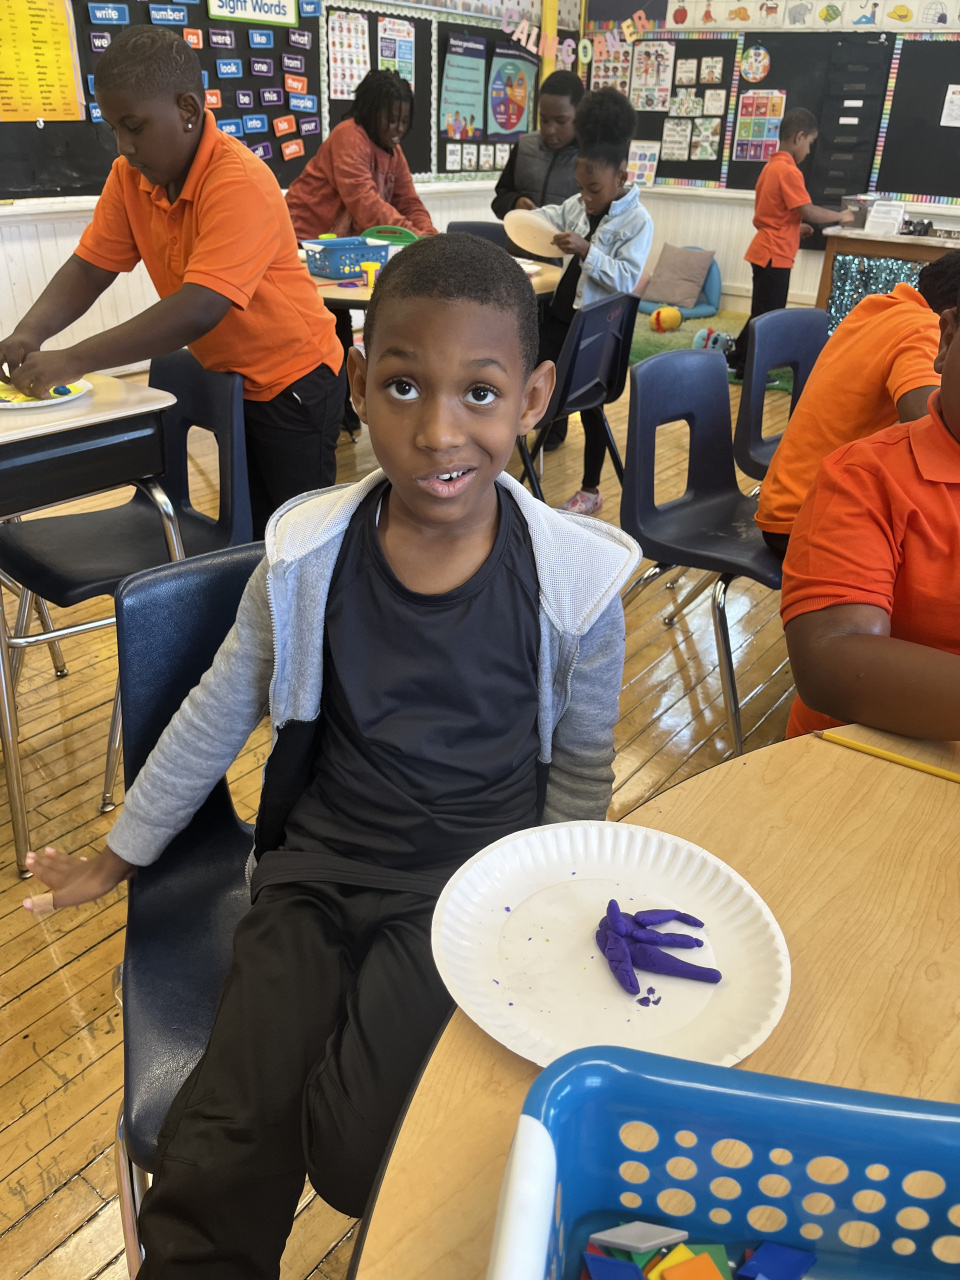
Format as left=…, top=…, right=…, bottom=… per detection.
left=629, top=307, right=794, bottom=395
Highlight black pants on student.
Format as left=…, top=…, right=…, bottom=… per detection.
left=137, top=881, right=453, bottom=1280
left=729, top=261, right=792, bottom=380
left=243, top=362, right=346, bottom=540
left=538, top=313, right=609, bottom=488
left=334, top=310, right=362, bottom=437
left=762, top=529, right=790, bottom=560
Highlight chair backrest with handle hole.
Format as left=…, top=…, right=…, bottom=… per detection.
left=541, top=293, right=641, bottom=428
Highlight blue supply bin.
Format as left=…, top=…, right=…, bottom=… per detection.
left=302, top=236, right=390, bottom=279
left=487, top=1047, right=960, bottom=1280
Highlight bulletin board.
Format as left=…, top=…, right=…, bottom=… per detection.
left=0, top=0, right=321, bottom=198
left=871, top=33, right=960, bottom=203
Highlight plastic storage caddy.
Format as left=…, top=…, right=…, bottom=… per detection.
left=487, top=1046, right=960, bottom=1280
left=302, top=236, right=390, bottom=279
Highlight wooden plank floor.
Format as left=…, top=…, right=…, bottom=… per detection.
left=0, top=374, right=792, bottom=1279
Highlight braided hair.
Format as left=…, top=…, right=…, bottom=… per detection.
left=348, top=70, right=414, bottom=148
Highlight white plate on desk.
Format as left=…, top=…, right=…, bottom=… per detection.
left=504, top=208, right=560, bottom=258
left=432, top=820, right=790, bottom=1068
left=0, top=379, right=93, bottom=410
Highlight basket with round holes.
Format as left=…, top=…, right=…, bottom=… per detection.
left=488, top=1046, right=960, bottom=1279
left=302, top=236, right=391, bottom=279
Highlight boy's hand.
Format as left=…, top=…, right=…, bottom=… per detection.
left=0, top=331, right=42, bottom=384
left=800, top=222, right=814, bottom=240
left=514, top=197, right=538, bottom=211
left=22, top=845, right=133, bottom=918
left=837, top=210, right=856, bottom=227
left=553, top=231, right=590, bottom=258
left=9, top=348, right=85, bottom=400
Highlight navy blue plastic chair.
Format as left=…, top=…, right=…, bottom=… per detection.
left=0, top=349, right=252, bottom=812
left=446, top=220, right=510, bottom=249
left=519, top=293, right=641, bottom=503
left=621, top=349, right=782, bottom=755
left=113, top=541, right=264, bottom=1271
left=733, top=307, right=830, bottom=481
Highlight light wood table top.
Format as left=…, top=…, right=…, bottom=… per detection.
left=352, top=730, right=960, bottom=1279
left=0, top=373, right=175, bottom=445
left=314, top=263, right=562, bottom=309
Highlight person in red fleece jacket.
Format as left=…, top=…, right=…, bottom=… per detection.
left=286, top=70, right=437, bottom=437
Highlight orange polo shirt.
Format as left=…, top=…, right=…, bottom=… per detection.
left=745, top=150, right=810, bottom=270
left=76, top=112, right=341, bottom=401
left=780, top=394, right=960, bottom=737
left=757, top=284, right=941, bottom=535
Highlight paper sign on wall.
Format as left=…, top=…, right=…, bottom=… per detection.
left=207, top=0, right=297, bottom=27
left=629, top=41, right=675, bottom=112
left=440, top=33, right=485, bottom=141
left=590, top=40, right=632, bottom=92
left=628, top=139, right=660, bottom=186
left=734, top=88, right=785, bottom=160
left=941, top=84, right=960, bottom=128
left=662, top=117, right=692, bottom=161
left=328, top=9, right=371, bottom=100
left=487, top=44, right=536, bottom=139
left=378, top=16, right=415, bottom=89
left=0, top=0, right=85, bottom=122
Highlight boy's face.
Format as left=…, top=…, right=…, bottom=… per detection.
left=539, top=94, right=577, bottom=151
left=96, top=87, right=203, bottom=189
left=784, top=129, right=817, bottom=163
left=348, top=297, right=554, bottom=531
left=576, top=157, right=628, bottom=216
left=935, top=305, right=960, bottom=439
left=376, top=101, right=411, bottom=151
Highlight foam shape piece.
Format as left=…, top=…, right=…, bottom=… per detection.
left=689, top=1244, right=732, bottom=1273
left=736, top=1242, right=816, bottom=1280
left=663, top=1254, right=726, bottom=1280
left=590, top=1223, right=689, bottom=1253
left=584, top=1254, right=645, bottom=1280
left=648, top=1244, right=695, bottom=1279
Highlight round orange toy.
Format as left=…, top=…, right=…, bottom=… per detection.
left=649, top=306, right=683, bottom=333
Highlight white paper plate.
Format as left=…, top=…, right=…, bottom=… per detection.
left=514, top=258, right=542, bottom=278
left=0, top=379, right=93, bottom=410
left=432, top=821, right=791, bottom=1068
left=504, top=208, right=561, bottom=258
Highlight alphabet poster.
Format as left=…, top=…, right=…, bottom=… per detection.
left=328, top=9, right=370, bottom=100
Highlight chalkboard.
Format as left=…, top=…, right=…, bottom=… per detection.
left=0, top=5, right=321, bottom=199
left=873, top=34, right=960, bottom=202
left=326, top=8, right=433, bottom=175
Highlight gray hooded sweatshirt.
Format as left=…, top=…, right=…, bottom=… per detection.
left=107, top=470, right=641, bottom=874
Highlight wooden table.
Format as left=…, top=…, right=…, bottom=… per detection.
left=350, top=731, right=960, bottom=1278
left=0, top=373, right=177, bottom=873
left=313, top=263, right=562, bottom=310
left=816, top=228, right=954, bottom=311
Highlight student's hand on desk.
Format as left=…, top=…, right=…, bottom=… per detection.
left=553, top=231, right=590, bottom=258
left=514, top=197, right=538, bottom=211
left=22, top=845, right=134, bottom=918
left=0, top=330, right=42, bottom=384
left=837, top=210, right=856, bottom=227
left=9, top=349, right=85, bottom=400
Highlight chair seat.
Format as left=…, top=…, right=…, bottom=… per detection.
left=0, top=494, right=221, bottom=609
left=123, top=790, right=252, bottom=1172
left=638, top=494, right=783, bottom=590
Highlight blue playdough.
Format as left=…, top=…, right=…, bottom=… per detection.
left=584, top=1254, right=644, bottom=1279
left=737, top=1242, right=816, bottom=1279
left=52, top=385, right=72, bottom=395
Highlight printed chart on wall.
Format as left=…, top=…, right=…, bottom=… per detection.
left=487, top=44, right=537, bottom=140
left=733, top=89, right=785, bottom=163
left=378, top=16, right=414, bottom=89
left=628, top=139, right=660, bottom=186
left=0, top=0, right=85, bottom=122
left=440, top=32, right=485, bottom=150
left=328, top=9, right=371, bottom=100
left=628, top=41, right=675, bottom=112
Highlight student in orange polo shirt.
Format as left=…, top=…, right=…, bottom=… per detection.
left=757, top=254, right=960, bottom=557
left=781, top=284, right=960, bottom=740
left=0, top=28, right=344, bottom=539
left=729, top=108, right=854, bottom=380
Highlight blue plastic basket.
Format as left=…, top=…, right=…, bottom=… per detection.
left=302, top=236, right=389, bottom=279
left=488, top=1047, right=960, bottom=1280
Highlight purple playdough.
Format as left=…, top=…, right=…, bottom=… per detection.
left=634, top=909, right=704, bottom=929
left=596, top=900, right=721, bottom=992
left=597, top=927, right=640, bottom=994
left=628, top=940, right=721, bottom=984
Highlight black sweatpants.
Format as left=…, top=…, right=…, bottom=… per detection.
left=137, top=881, right=453, bottom=1280
left=729, top=261, right=792, bottom=379
left=538, top=313, right=609, bottom=489
left=243, top=362, right=346, bottom=540
left=334, top=310, right=362, bottom=437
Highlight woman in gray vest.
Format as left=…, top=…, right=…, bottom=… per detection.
left=492, top=70, right=583, bottom=218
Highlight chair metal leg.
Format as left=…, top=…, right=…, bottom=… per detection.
left=621, top=561, right=677, bottom=609
left=35, top=598, right=68, bottom=677
left=101, top=682, right=123, bottom=813
left=664, top=572, right=720, bottom=627
left=115, top=1102, right=148, bottom=1278
left=0, top=585, right=31, bottom=876
left=11, top=587, right=34, bottom=687
left=711, top=574, right=744, bottom=757
left=517, top=434, right=546, bottom=502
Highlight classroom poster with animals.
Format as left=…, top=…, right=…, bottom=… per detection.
left=328, top=10, right=371, bottom=100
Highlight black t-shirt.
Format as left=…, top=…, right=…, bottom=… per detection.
left=550, top=212, right=603, bottom=324
left=252, top=480, right=542, bottom=898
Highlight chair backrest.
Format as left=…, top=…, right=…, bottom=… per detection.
left=446, top=220, right=510, bottom=249
left=733, top=307, right=830, bottom=480
left=147, top=348, right=253, bottom=549
left=700, top=255, right=722, bottom=312
left=621, top=348, right=738, bottom=550
left=542, top=293, right=641, bottom=425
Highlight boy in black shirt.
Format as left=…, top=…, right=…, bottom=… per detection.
left=23, top=235, right=640, bottom=1277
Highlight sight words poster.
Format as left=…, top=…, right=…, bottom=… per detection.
left=207, top=0, right=298, bottom=25
left=487, top=44, right=537, bottom=140
left=440, top=33, right=485, bottom=141
left=0, top=0, right=85, bottom=122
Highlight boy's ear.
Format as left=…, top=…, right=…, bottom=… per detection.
left=935, top=306, right=958, bottom=374
left=518, top=360, right=557, bottom=437
left=177, top=92, right=204, bottom=132
left=346, top=346, right=368, bottom=424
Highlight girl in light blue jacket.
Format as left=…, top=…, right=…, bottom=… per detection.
left=537, top=88, right=653, bottom=515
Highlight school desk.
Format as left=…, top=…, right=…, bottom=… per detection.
left=311, top=262, right=563, bottom=310
left=0, top=373, right=177, bottom=874
left=350, top=729, right=960, bottom=1279
left=816, top=227, right=952, bottom=314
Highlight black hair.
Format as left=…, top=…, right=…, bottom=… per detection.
left=93, top=26, right=203, bottom=100
left=540, top=70, right=585, bottom=106
left=917, top=250, right=960, bottom=313
left=575, top=88, right=636, bottom=169
left=363, top=234, right=540, bottom=377
left=348, top=70, right=414, bottom=147
left=780, top=107, right=818, bottom=142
